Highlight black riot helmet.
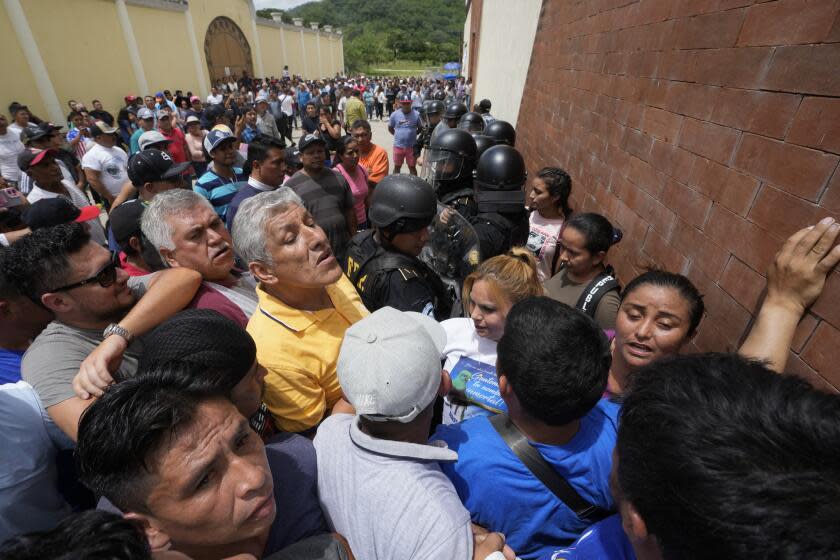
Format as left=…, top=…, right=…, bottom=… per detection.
left=458, top=111, right=485, bottom=133
left=474, top=145, right=527, bottom=214
left=471, top=133, right=495, bottom=160
left=425, top=128, right=477, bottom=186
left=369, top=174, right=437, bottom=233
left=443, top=101, right=468, bottom=122
left=433, top=90, right=446, bottom=101
left=484, top=120, right=516, bottom=146
left=426, top=100, right=445, bottom=116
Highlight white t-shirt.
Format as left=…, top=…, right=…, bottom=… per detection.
left=440, top=318, right=499, bottom=425
left=0, top=131, right=24, bottom=183
left=527, top=210, right=565, bottom=282
left=337, top=96, right=347, bottom=113
left=81, top=143, right=129, bottom=197
left=280, top=94, right=294, bottom=116
left=206, top=93, right=224, bottom=105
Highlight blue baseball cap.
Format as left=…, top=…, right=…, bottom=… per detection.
left=203, top=129, right=236, bottom=153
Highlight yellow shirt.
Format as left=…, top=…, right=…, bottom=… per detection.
left=247, top=274, right=369, bottom=432
left=344, top=96, right=367, bottom=129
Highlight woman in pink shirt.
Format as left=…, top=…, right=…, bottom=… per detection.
left=334, top=136, right=370, bottom=230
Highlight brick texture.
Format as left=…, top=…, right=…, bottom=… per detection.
left=516, top=0, right=840, bottom=391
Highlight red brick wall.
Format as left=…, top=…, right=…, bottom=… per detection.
left=516, top=0, right=840, bottom=391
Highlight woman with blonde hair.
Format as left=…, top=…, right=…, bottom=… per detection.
left=441, top=247, right=543, bottom=424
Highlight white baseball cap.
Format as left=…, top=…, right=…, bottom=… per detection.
left=338, top=307, right=446, bottom=423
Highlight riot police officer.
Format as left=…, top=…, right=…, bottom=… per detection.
left=415, top=99, right=445, bottom=159
left=470, top=144, right=530, bottom=259
left=471, top=133, right=495, bottom=160
left=344, top=174, right=452, bottom=319
left=458, top=111, right=485, bottom=133
left=431, top=101, right=468, bottom=144
left=424, top=128, right=478, bottom=218
left=484, top=120, right=516, bottom=146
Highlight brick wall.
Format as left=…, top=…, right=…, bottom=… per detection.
left=516, top=0, right=840, bottom=391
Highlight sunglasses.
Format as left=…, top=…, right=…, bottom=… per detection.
left=51, top=260, right=119, bottom=292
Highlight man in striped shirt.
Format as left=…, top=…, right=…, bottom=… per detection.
left=193, top=130, right=245, bottom=221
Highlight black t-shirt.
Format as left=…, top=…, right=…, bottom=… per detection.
left=301, top=116, right=319, bottom=134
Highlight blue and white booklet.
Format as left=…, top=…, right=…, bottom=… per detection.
left=448, top=356, right=508, bottom=414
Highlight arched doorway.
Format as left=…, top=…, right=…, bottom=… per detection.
left=204, top=17, right=254, bottom=85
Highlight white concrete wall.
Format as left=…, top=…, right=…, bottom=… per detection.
left=472, top=0, right=541, bottom=127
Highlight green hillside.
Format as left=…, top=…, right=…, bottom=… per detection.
left=257, top=0, right=465, bottom=72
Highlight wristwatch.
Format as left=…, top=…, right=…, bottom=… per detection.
left=103, top=323, right=134, bottom=344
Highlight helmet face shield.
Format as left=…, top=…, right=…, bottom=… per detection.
left=457, top=120, right=483, bottom=133
left=425, top=149, right=465, bottom=185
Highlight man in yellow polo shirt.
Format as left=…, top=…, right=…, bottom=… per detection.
left=232, top=188, right=368, bottom=433
left=343, top=89, right=367, bottom=132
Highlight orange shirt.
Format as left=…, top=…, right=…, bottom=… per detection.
left=358, top=143, right=389, bottom=185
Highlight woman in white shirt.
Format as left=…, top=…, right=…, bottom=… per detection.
left=440, top=247, right=543, bottom=424
left=526, top=167, right=572, bottom=281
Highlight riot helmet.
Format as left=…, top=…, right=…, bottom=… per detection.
left=426, top=100, right=445, bottom=116
left=471, top=133, right=495, bottom=159
left=433, top=90, right=446, bottom=101
left=474, top=144, right=527, bottom=213
left=423, top=128, right=477, bottom=189
left=443, top=101, right=468, bottom=124
left=369, top=174, right=437, bottom=234
left=484, top=120, right=516, bottom=146
left=457, top=111, right=485, bottom=133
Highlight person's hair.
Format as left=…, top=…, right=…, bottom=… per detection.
left=564, top=212, right=622, bottom=255
left=305, top=102, right=315, bottom=110
left=462, top=247, right=542, bottom=311
left=232, top=188, right=305, bottom=265
left=91, top=99, right=101, bottom=105
left=333, top=135, right=356, bottom=165
left=247, top=137, right=286, bottom=168
left=350, top=119, right=371, bottom=133
left=622, top=270, right=704, bottom=337
left=67, top=110, right=83, bottom=122
left=0, top=223, right=90, bottom=300
left=618, top=353, right=840, bottom=559
left=140, top=189, right=214, bottom=253
left=0, top=248, right=20, bottom=300
left=0, top=510, right=151, bottom=560
left=76, top=377, right=223, bottom=513
left=497, top=297, right=610, bottom=425
left=536, top=167, right=572, bottom=217
left=127, top=309, right=257, bottom=395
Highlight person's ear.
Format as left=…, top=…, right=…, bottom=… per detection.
left=128, top=236, right=142, bottom=253
left=158, top=247, right=179, bottom=269
left=0, top=300, right=10, bottom=318
left=497, top=373, right=513, bottom=399
left=592, top=250, right=607, bottom=266
left=124, top=512, right=172, bottom=552
left=249, top=261, right=277, bottom=286
left=40, top=292, right=72, bottom=314
left=438, top=369, right=452, bottom=397
left=620, top=500, right=650, bottom=542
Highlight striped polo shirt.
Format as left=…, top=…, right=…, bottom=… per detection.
left=193, top=166, right=245, bottom=220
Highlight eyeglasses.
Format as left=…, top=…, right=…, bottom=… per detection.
left=51, top=261, right=119, bottom=292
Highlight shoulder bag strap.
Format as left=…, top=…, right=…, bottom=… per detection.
left=489, top=414, right=611, bottom=522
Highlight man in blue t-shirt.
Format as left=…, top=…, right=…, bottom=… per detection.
left=0, top=249, right=54, bottom=384
left=388, top=93, right=421, bottom=176
left=434, top=297, right=617, bottom=560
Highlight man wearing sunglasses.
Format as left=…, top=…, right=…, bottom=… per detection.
left=1, top=222, right=202, bottom=441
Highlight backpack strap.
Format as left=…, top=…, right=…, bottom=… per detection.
left=575, top=268, right=621, bottom=318
left=489, top=414, right=611, bottom=523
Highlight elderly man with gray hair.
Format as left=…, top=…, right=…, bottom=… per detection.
left=233, top=188, right=368, bottom=434
left=140, top=188, right=258, bottom=327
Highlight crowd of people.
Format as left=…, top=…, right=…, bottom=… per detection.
left=0, top=68, right=839, bottom=560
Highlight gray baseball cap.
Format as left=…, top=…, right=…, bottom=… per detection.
left=138, top=130, right=172, bottom=151
left=337, top=307, right=446, bottom=423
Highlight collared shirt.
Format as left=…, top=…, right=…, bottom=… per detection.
left=246, top=275, right=368, bottom=432
left=313, top=414, right=473, bottom=560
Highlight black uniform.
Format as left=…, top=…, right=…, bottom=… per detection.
left=470, top=144, right=529, bottom=258
left=345, top=230, right=452, bottom=320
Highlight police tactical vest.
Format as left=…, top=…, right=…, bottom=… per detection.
left=345, top=230, right=452, bottom=318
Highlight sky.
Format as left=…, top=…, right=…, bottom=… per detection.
left=253, top=0, right=315, bottom=9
